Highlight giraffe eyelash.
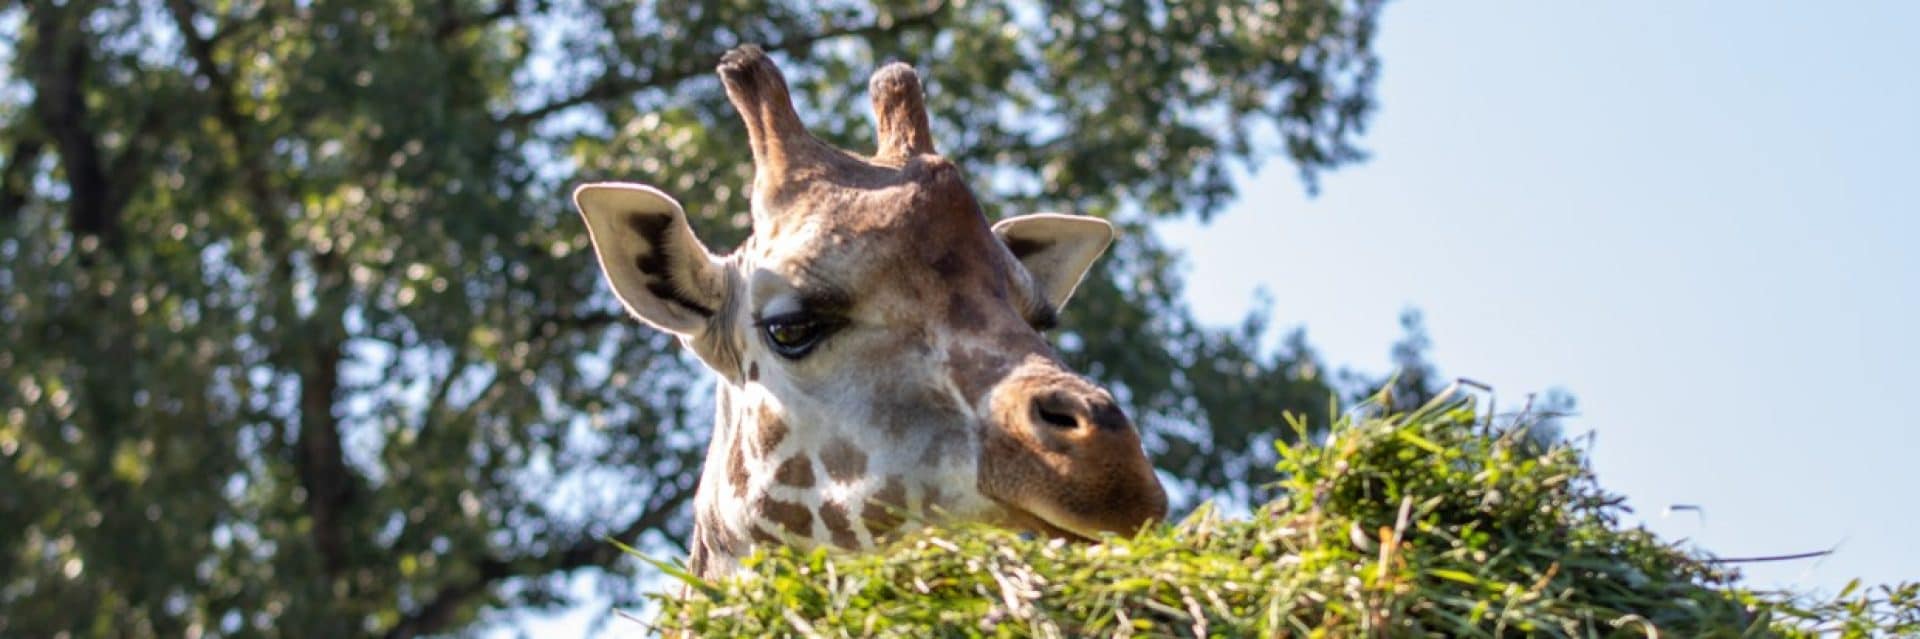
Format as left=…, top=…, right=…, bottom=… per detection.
left=757, top=312, right=844, bottom=359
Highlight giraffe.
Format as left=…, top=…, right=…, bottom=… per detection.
left=573, top=45, right=1168, bottom=578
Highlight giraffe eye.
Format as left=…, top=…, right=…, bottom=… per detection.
left=759, top=313, right=838, bottom=359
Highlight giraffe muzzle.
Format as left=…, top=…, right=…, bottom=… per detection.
left=978, top=366, right=1170, bottom=541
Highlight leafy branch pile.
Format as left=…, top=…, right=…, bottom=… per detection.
left=647, top=392, right=1919, bottom=637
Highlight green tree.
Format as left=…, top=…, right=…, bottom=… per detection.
left=0, top=0, right=1382, bottom=635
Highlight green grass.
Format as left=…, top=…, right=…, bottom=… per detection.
left=644, top=389, right=1919, bottom=637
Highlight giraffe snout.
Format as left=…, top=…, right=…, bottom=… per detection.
left=980, top=369, right=1170, bottom=540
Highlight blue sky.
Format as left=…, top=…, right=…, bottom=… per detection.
left=1166, top=1, right=1919, bottom=593
left=512, top=2, right=1919, bottom=634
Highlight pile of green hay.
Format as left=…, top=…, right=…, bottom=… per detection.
left=644, top=391, right=1918, bottom=637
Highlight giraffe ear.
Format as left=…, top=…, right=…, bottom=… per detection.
left=991, top=213, right=1114, bottom=310
left=574, top=182, right=728, bottom=335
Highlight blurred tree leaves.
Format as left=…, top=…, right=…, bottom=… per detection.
left=0, top=0, right=1386, bottom=635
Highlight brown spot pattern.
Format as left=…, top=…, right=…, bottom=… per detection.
left=693, top=526, right=720, bottom=566
left=700, top=500, right=733, bottom=547
left=757, top=497, right=814, bottom=539
left=773, top=455, right=815, bottom=487
left=687, top=536, right=710, bottom=576
left=726, top=441, right=749, bottom=498
left=818, top=501, right=861, bottom=548
left=756, top=405, right=787, bottom=457
left=820, top=437, right=868, bottom=483
left=865, top=477, right=909, bottom=537
left=690, top=500, right=738, bottom=578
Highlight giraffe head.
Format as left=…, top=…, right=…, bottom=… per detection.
left=575, top=46, right=1166, bottom=571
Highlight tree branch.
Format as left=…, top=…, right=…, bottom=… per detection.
left=28, top=2, right=121, bottom=253
left=165, top=0, right=283, bottom=225
left=379, top=483, right=697, bottom=639
left=295, top=333, right=356, bottom=576
left=165, top=0, right=238, bottom=130
left=418, top=349, right=470, bottom=435
left=0, top=138, right=43, bottom=223
left=103, top=98, right=168, bottom=218
left=434, top=0, right=526, bottom=42
left=499, top=2, right=949, bottom=128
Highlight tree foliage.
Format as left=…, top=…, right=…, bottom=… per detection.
left=0, top=0, right=1382, bottom=635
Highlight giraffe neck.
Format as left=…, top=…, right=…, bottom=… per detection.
left=684, top=383, right=985, bottom=578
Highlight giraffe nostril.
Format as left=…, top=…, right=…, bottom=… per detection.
left=1035, top=404, right=1079, bottom=430
left=1031, top=392, right=1082, bottom=430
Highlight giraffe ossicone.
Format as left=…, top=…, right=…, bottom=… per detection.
left=574, top=45, right=1168, bottom=578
